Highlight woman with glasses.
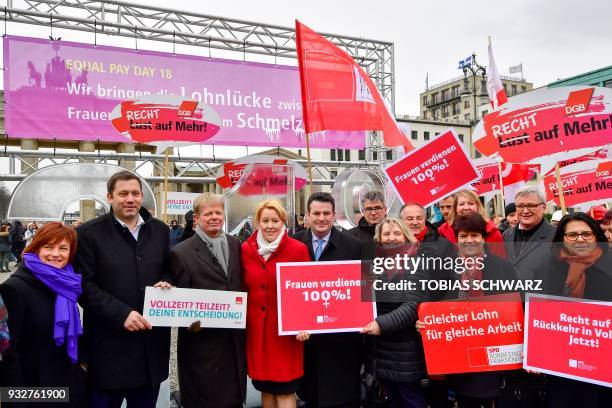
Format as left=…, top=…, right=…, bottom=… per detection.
left=437, top=189, right=506, bottom=258
left=534, top=212, right=612, bottom=407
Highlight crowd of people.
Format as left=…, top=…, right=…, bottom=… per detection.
left=0, top=169, right=610, bottom=408
left=0, top=219, right=84, bottom=273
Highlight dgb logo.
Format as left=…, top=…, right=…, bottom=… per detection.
left=564, top=88, right=594, bottom=115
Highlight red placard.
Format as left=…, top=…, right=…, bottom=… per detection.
left=276, top=261, right=376, bottom=335
left=384, top=129, right=479, bottom=208
left=524, top=294, right=612, bottom=388
left=543, top=164, right=612, bottom=208
left=418, top=293, right=524, bottom=375
left=544, top=148, right=608, bottom=176
left=472, top=162, right=532, bottom=196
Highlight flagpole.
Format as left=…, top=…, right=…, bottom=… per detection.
left=294, top=20, right=313, bottom=197
left=554, top=162, right=567, bottom=216
left=162, top=148, right=170, bottom=224
left=498, top=161, right=506, bottom=217
left=305, top=132, right=314, bottom=193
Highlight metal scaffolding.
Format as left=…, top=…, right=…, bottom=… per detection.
left=1, top=0, right=395, bottom=183
left=0, top=148, right=379, bottom=185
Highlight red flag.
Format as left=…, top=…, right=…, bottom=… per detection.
left=295, top=21, right=412, bottom=152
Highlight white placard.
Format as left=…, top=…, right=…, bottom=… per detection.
left=165, top=192, right=200, bottom=215
left=143, top=287, right=247, bottom=328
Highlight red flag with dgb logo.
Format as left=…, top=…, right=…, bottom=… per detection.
left=384, top=129, right=480, bottom=208
left=295, top=21, right=413, bottom=152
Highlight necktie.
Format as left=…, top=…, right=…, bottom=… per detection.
left=314, top=239, right=324, bottom=261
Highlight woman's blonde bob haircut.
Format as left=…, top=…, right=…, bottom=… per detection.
left=254, top=199, right=287, bottom=226
left=374, top=217, right=417, bottom=244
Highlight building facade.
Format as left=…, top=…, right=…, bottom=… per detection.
left=548, top=64, right=612, bottom=88
left=420, top=74, right=533, bottom=123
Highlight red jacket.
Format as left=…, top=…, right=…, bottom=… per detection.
left=241, top=231, right=311, bottom=382
left=437, top=220, right=506, bottom=258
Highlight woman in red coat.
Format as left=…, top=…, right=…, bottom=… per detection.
left=437, top=189, right=506, bottom=258
left=241, top=199, right=311, bottom=408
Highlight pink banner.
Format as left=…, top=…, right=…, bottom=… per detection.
left=3, top=35, right=364, bottom=148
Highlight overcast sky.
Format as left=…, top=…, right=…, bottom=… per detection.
left=139, top=0, right=612, bottom=115
left=3, top=0, right=610, bottom=115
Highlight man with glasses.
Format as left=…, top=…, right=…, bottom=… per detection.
left=500, top=186, right=555, bottom=408
left=503, top=186, right=556, bottom=281
left=348, top=191, right=386, bottom=243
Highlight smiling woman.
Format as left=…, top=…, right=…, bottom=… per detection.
left=241, top=199, right=311, bottom=407
left=0, top=222, right=86, bottom=406
left=534, top=212, right=612, bottom=407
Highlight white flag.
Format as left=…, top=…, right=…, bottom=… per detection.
left=509, top=63, right=522, bottom=74
left=487, top=38, right=508, bottom=110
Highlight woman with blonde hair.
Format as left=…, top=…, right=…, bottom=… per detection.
left=437, top=189, right=506, bottom=258
left=362, top=218, right=428, bottom=408
left=241, top=200, right=311, bottom=408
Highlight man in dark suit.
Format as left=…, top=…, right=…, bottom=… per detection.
left=169, top=193, right=246, bottom=408
left=293, top=192, right=363, bottom=408
left=501, top=186, right=555, bottom=408
left=76, top=170, right=172, bottom=408
left=503, top=186, right=555, bottom=282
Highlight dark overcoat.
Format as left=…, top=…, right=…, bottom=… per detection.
left=169, top=233, right=246, bottom=408
left=0, top=265, right=87, bottom=407
left=293, top=228, right=364, bottom=407
left=75, top=209, right=171, bottom=390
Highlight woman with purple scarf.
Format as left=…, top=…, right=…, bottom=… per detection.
left=0, top=222, right=86, bottom=407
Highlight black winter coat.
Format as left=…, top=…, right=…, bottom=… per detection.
left=364, top=246, right=428, bottom=384
left=0, top=266, right=87, bottom=407
left=347, top=217, right=376, bottom=243
left=533, top=249, right=612, bottom=407
left=419, top=223, right=457, bottom=301
left=534, top=249, right=612, bottom=302
left=293, top=228, right=364, bottom=406
left=75, top=209, right=172, bottom=390
left=169, top=234, right=246, bottom=408
left=446, top=253, right=518, bottom=399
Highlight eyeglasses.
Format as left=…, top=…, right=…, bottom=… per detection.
left=564, top=231, right=595, bottom=241
left=516, top=203, right=544, bottom=211
left=364, top=206, right=385, bottom=213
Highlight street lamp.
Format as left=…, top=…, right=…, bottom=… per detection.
left=461, top=52, right=486, bottom=158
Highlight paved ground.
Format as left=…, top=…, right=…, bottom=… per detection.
left=1, top=265, right=262, bottom=407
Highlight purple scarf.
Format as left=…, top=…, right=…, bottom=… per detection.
left=23, top=252, right=82, bottom=363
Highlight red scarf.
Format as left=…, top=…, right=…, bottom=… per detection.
left=415, top=226, right=427, bottom=242
left=558, top=246, right=603, bottom=298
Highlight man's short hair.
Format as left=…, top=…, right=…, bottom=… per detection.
left=515, top=186, right=545, bottom=203
left=107, top=170, right=142, bottom=194
left=399, top=202, right=425, bottom=218
left=361, top=191, right=385, bottom=207
left=193, top=193, right=224, bottom=214
left=307, top=192, right=335, bottom=212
